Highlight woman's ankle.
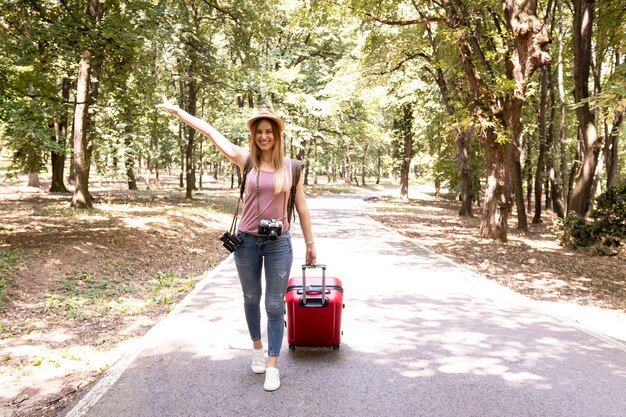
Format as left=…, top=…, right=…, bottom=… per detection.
left=267, top=356, right=279, bottom=368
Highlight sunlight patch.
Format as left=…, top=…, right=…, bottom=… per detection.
left=121, top=217, right=168, bottom=229
left=400, top=368, right=437, bottom=378
left=502, top=371, right=545, bottom=383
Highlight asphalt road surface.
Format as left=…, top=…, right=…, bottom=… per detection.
left=61, top=194, right=626, bottom=417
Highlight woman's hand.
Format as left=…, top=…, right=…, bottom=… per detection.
left=305, top=243, right=316, bottom=266
left=155, top=94, right=182, bottom=116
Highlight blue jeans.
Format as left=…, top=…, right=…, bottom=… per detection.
left=233, top=231, right=293, bottom=357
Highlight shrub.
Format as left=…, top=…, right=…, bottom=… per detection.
left=592, top=182, right=626, bottom=237
left=555, top=182, right=626, bottom=256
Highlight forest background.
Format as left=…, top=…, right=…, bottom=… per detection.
left=0, top=0, right=625, bottom=416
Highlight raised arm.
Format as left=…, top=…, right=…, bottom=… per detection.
left=156, top=95, right=248, bottom=170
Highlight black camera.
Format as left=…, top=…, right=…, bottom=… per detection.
left=258, top=219, right=283, bottom=240
left=220, top=231, right=242, bottom=253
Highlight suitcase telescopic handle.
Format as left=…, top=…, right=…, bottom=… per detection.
left=301, top=264, right=326, bottom=306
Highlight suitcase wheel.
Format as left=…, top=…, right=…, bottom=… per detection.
left=289, top=345, right=296, bottom=350
left=333, top=345, right=340, bottom=350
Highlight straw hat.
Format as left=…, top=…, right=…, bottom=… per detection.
left=246, top=107, right=285, bottom=132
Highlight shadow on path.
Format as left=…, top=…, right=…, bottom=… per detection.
left=62, top=194, right=626, bottom=417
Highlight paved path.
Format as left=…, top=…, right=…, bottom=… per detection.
left=62, top=194, right=626, bottom=417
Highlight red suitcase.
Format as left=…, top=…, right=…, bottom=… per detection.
left=285, top=264, right=344, bottom=349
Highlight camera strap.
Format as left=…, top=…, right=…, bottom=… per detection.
left=255, top=169, right=261, bottom=221
left=229, top=197, right=241, bottom=235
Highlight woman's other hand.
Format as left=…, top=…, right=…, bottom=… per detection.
left=155, top=94, right=181, bottom=116
left=305, top=244, right=316, bottom=266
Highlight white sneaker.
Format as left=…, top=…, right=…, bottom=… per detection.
left=263, top=367, right=281, bottom=391
left=251, top=349, right=266, bottom=374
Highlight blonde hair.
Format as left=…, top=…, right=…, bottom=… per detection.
left=249, top=118, right=290, bottom=194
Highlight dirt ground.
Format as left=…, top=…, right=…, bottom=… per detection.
left=366, top=189, right=626, bottom=311
left=0, top=174, right=236, bottom=417
left=1, top=177, right=625, bottom=417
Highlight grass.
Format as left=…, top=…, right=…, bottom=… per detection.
left=150, top=271, right=195, bottom=308
left=0, top=248, right=29, bottom=306
left=33, top=269, right=197, bottom=325
left=32, top=269, right=142, bottom=322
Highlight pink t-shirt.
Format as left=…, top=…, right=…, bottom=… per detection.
left=238, top=159, right=293, bottom=235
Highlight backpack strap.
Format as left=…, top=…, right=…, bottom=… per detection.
left=240, top=155, right=253, bottom=201
left=229, top=156, right=253, bottom=234
left=287, top=159, right=302, bottom=224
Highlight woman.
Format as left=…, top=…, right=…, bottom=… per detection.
left=156, top=96, right=316, bottom=391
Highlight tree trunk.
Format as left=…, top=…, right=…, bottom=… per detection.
left=178, top=80, right=185, bottom=188
left=524, top=128, right=532, bottom=214
left=512, top=150, right=528, bottom=231
left=526, top=167, right=533, bottom=213
left=501, top=0, right=550, bottom=233
left=557, top=0, right=568, bottom=212
left=480, top=140, right=514, bottom=242
left=376, top=148, right=381, bottom=185
left=570, top=120, right=600, bottom=216
left=125, top=106, right=138, bottom=191
left=304, top=139, right=313, bottom=186
left=504, top=90, right=528, bottom=233
left=112, top=140, right=119, bottom=171
left=457, top=131, right=474, bottom=217
left=68, top=98, right=76, bottom=183
left=71, top=51, right=93, bottom=209
left=199, top=147, right=204, bottom=189
left=606, top=113, right=623, bottom=188
left=545, top=176, right=552, bottom=210
left=184, top=77, right=197, bottom=199
left=427, top=22, right=474, bottom=217
left=179, top=130, right=185, bottom=188
left=533, top=66, right=549, bottom=223
left=400, top=133, right=412, bottom=200
left=361, top=144, right=368, bottom=186
left=590, top=115, right=612, bottom=208
left=28, top=172, right=40, bottom=187
left=82, top=0, right=103, bottom=181
left=50, top=78, right=70, bottom=192
left=395, top=102, right=413, bottom=199
left=567, top=135, right=582, bottom=211
left=148, top=119, right=159, bottom=190
left=606, top=54, right=622, bottom=189
left=343, top=154, right=351, bottom=183
left=547, top=66, right=565, bottom=218
left=570, top=0, right=599, bottom=216
left=85, top=60, right=99, bottom=179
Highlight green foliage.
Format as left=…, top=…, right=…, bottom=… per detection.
left=150, top=271, right=194, bottom=306
left=593, top=182, right=626, bottom=238
left=555, top=182, right=626, bottom=255
left=0, top=0, right=622, bottom=211
left=591, top=63, right=626, bottom=126
left=554, top=215, right=596, bottom=248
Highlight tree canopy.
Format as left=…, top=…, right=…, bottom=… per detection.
left=0, top=0, right=624, bottom=242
